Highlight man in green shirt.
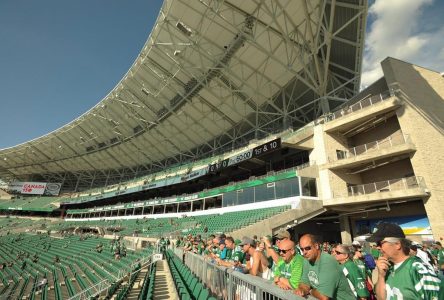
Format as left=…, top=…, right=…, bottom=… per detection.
left=294, top=234, right=355, bottom=299
left=368, top=222, right=441, bottom=299
left=274, top=239, right=304, bottom=290
left=333, top=244, right=370, bottom=299
left=216, top=237, right=235, bottom=266
left=435, top=242, right=444, bottom=275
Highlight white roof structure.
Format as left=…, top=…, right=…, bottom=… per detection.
left=0, top=0, right=368, bottom=191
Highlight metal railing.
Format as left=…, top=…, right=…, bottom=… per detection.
left=331, top=134, right=411, bottom=162
left=174, top=248, right=314, bottom=300
left=346, top=176, right=426, bottom=197
left=67, top=278, right=111, bottom=300
left=68, top=251, right=161, bottom=300
left=324, top=90, right=393, bottom=122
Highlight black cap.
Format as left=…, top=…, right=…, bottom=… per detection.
left=367, top=223, right=405, bottom=242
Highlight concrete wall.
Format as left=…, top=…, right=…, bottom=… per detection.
left=359, top=158, right=414, bottom=183
left=382, top=57, right=444, bottom=240
left=228, top=199, right=324, bottom=239
left=350, top=116, right=401, bottom=147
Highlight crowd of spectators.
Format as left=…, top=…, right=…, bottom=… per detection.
left=176, top=223, right=444, bottom=299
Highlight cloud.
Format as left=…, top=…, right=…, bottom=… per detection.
left=361, top=0, right=444, bottom=88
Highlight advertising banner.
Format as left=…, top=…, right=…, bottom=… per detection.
left=9, top=181, right=46, bottom=195
left=9, top=181, right=61, bottom=195
left=355, top=215, right=432, bottom=236
left=43, top=182, right=62, bottom=196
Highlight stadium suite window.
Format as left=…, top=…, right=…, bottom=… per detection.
left=301, top=177, right=317, bottom=197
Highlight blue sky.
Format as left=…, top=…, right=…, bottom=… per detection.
left=0, top=0, right=443, bottom=149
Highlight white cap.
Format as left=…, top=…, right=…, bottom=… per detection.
left=352, top=241, right=361, bottom=246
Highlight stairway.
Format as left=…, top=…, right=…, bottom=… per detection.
left=125, top=267, right=148, bottom=300
left=152, top=259, right=178, bottom=300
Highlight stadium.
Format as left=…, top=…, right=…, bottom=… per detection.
left=0, top=0, right=443, bottom=299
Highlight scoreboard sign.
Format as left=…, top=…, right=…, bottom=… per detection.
left=208, top=138, right=281, bottom=173
left=252, top=138, right=281, bottom=158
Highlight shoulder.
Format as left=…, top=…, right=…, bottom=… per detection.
left=276, top=257, right=285, bottom=266
left=321, top=252, right=338, bottom=265
left=253, top=250, right=263, bottom=258
left=292, top=254, right=304, bottom=264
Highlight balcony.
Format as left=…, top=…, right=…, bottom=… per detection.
left=324, top=176, right=429, bottom=206
left=323, top=91, right=402, bottom=134
left=325, top=134, right=416, bottom=170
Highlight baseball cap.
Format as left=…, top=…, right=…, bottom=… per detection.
left=367, top=223, right=405, bottom=242
left=239, top=236, right=255, bottom=246
left=352, top=241, right=361, bottom=246
left=274, top=229, right=291, bottom=239
left=219, top=239, right=226, bottom=245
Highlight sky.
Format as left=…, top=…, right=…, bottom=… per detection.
left=0, top=0, right=443, bottom=149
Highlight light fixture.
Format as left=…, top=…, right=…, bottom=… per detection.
left=141, top=88, right=151, bottom=96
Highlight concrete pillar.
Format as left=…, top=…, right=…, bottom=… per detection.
left=339, top=215, right=352, bottom=244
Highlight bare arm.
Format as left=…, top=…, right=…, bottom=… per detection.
left=250, top=251, right=261, bottom=276
left=294, top=282, right=311, bottom=297
left=264, top=239, right=280, bottom=263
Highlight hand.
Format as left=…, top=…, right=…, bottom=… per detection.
left=277, top=280, right=290, bottom=290
left=294, top=288, right=305, bottom=296
left=376, top=256, right=391, bottom=277
left=262, top=236, right=272, bottom=247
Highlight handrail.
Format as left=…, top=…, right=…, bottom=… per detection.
left=177, top=249, right=314, bottom=300
left=324, top=90, right=393, bottom=122
left=66, top=278, right=110, bottom=300
left=330, top=133, right=410, bottom=162
left=333, top=176, right=426, bottom=198
left=68, top=252, right=161, bottom=300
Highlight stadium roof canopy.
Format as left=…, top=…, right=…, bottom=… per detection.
left=0, top=0, right=368, bottom=191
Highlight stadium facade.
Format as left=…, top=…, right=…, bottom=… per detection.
left=1, top=0, right=443, bottom=242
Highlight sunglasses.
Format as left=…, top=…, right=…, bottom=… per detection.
left=376, top=238, right=400, bottom=247
left=333, top=250, right=345, bottom=255
left=279, top=248, right=293, bottom=254
left=300, top=246, right=312, bottom=252
left=376, top=240, right=387, bottom=247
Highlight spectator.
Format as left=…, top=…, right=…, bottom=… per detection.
left=240, top=236, right=271, bottom=279
left=264, top=229, right=291, bottom=265
left=333, top=244, right=370, bottom=299
left=410, top=242, right=434, bottom=271
left=274, top=239, right=304, bottom=290
left=352, top=242, right=369, bottom=278
left=435, top=242, right=444, bottom=275
left=294, top=234, right=355, bottom=299
left=368, top=223, right=441, bottom=299
left=216, top=237, right=236, bottom=266
left=216, top=240, right=228, bottom=260
left=370, top=244, right=380, bottom=261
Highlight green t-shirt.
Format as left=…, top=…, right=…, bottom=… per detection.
left=437, top=249, right=444, bottom=266
left=232, top=251, right=246, bottom=264
left=342, top=260, right=370, bottom=298
left=371, top=248, right=380, bottom=259
left=353, top=258, right=371, bottom=279
left=224, top=248, right=233, bottom=261
left=300, top=252, right=355, bottom=300
left=383, top=256, right=441, bottom=299
left=274, top=255, right=304, bottom=289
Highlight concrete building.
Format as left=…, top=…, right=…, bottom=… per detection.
left=291, top=57, right=444, bottom=242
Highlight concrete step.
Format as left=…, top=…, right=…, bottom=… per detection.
left=152, top=260, right=179, bottom=300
